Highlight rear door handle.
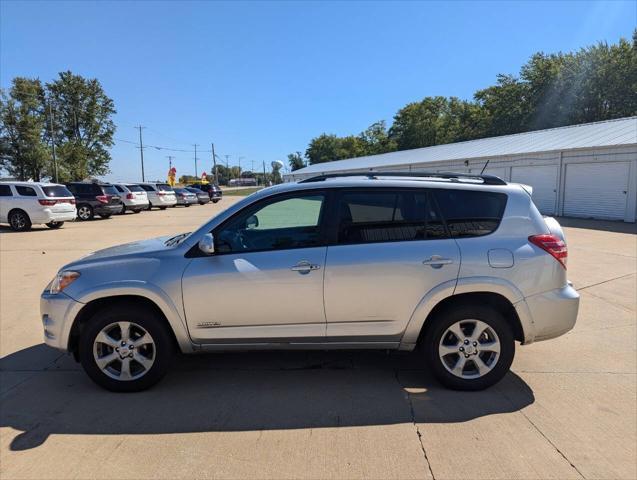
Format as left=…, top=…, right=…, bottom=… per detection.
left=423, top=255, right=453, bottom=269
left=291, top=261, right=321, bottom=274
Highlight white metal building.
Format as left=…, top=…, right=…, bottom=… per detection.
left=286, top=117, right=637, bottom=222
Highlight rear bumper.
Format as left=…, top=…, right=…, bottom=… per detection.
left=94, top=204, right=122, bottom=215
left=122, top=198, right=149, bottom=208
left=154, top=196, right=177, bottom=206
left=32, top=209, right=77, bottom=224
left=517, top=284, right=580, bottom=343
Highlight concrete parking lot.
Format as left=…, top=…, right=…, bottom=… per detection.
left=1, top=202, right=635, bottom=480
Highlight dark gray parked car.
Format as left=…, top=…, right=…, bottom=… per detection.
left=185, top=187, right=210, bottom=205
left=64, top=182, right=122, bottom=220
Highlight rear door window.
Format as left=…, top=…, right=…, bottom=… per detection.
left=16, top=186, right=37, bottom=196
left=433, top=189, right=507, bottom=237
left=0, top=185, right=12, bottom=196
left=42, top=185, right=73, bottom=197
left=335, top=190, right=447, bottom=244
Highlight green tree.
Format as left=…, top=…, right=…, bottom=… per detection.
left=305, top=133, right=341, bottom=165
left=287, top=151, right=305, bottom=171
left=0, top=78, right=50, bottom=180
left=46, top=71, right=116, bottom=181
left=358, top=120, right=397, bottom=155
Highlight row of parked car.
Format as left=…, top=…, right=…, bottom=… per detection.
left=0, top=180, right=223, bottom=231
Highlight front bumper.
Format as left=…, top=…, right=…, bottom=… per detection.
left=40, top=292, right=84, bottom=351
left=518, top=284, right=580, bottom=343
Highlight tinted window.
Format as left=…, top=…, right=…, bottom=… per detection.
left=434, top=189, right=507, bottom=237
left=157, top=184, right=174, bottom=192
left=0, top=185, right=12, bottom=196
left=216, top=194, right=325, bottom=253
left=337, top=190, right=447, bottom=244
left=16, top=186, right=37, bottom=196
left=42, top=185, right=73, bottom=197
left=100, top=185, right=119, bottom=195
left=126, top=184, right=144, bottom=192
left=138, top=184, right=154, bottom=192
left=114, top=185, right=125, bottom=193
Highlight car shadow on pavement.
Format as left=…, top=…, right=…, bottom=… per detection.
left=1, top=344, right=534, bottom=451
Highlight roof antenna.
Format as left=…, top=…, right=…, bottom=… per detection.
left=480, top=159, right=490, bottom=175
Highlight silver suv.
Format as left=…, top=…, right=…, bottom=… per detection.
left=40, top=172, right=579, bottom=392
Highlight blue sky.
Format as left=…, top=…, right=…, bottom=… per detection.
left=1, top=0, right=635, bottom=182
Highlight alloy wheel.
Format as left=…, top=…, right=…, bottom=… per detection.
left=438, top=319, right=501, bottom=379
left=93, top=321, right=156, bottom=381
left=10, top=212, right=27, bottom=230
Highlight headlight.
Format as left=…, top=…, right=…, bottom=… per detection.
left=49, top=271, right=81, bottom=294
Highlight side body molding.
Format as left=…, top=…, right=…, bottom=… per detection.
left=399, top=276, right=535, bottom=349
left=71, top=282, right=196, bottom=353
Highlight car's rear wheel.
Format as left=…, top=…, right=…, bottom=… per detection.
left=79, top=305, right=174, bottom=392
left=9, top=210, right=32, bottom=231
left=212, top=199, right=220, bottom=203
left=46, top=221, right=64, bottom=229
left=119, top=204, right=126, bottom=214
left=159, top=206, right=167, bottom=210
left=99, top=213, right=112, bottom=219
left=77, top=204, right=94, bottom=221
left=133, top=209, right=142, bottom=214
left=423, top=305, right=514, bottom=391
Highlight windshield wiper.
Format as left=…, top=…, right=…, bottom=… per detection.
left=164, top=232, right=190, bottom=247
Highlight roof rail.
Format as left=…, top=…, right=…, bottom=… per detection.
left=298, top=171, right=507, bottom=186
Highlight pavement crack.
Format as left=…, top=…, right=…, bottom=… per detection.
left=577, top=272, right=636, bottom=292
left=394, top=370, right=436, bottom=480
left=501, top=377, right=586, bottom=479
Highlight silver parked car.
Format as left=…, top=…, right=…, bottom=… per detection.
left=174, top=187, right=199, bottom=207
left=40, top=172, right=579, bottom=392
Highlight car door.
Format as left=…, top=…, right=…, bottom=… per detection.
left=0, top=184, right=14, bottom=222
left=324, top=188, right=460, bottom=343
left=182, top=191, right=329, bottom=343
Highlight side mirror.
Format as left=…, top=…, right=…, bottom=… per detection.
left=198, top=233, right=215, bottom=255
left=246, top=215, right=259, bottom=229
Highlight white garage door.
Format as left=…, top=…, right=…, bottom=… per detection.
left=564, top=162, right=629, bottom=220
left=511, top=165, right=558, bottom=215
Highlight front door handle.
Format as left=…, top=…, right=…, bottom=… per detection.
left=291, top=261, right=321, bottom=274
left=423, top=255, right=453, bottom=269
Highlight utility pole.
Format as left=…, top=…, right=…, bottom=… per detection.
left=193, top=144, right=199, bottom=178
left=211, top=143, right=218, bottom=185
left=136, top=126, right=146, bottom=181
left=47, top=101, right=58, bottom=183
left=166, top=155, right=174, bottom=169
left=263, top=161, right=267, bottom=186
left=224, top=155, right=230, bottom=168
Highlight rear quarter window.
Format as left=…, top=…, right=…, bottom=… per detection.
left=157, top=184, right=174, bottom=192
left=16, top=186, right=37, bottom=196
left=433, top=189, right=507, bottom=237
left=101, top=185, right=119, bottom=195
left=42, top=185, right=73, bottom=197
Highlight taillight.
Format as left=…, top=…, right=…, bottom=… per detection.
left=157, top=191, right=166, bottom=196
left=70, top=199, right=76, bottom=205
left=529, top=234, right=567, bottom=268
left=38, top=199, right=57, bottom=206
left=96, top=195, right=109, bottom=204
left=126, top=193, right=134, bottom=200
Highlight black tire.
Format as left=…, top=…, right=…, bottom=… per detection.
left=147, top=203, right=153, bottom=211
left=199, top=202, right=205, bottom=205
left=159, top=206, right=167, bottom=210
left=133, top=209, right=142, bottom=214
left=8, top=210, right=32, bottom=231
left=184, top=204, right=191, bottom=207
left=423, top=305, right=514, bottom=391
left=77, top=204, right=94, bottom=221
left=99, top=213, right=112, bottom=219
left=79, top=304, right=174, bottom=392
left=46, top=221, right=64, bottom=229
left=119, top=204, right=126, bottom=215
left=212, top=199, right=220, bottom=203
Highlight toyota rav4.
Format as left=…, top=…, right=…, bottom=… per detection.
left=40, top=172, right=579, bottom=392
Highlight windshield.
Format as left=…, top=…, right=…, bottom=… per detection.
left=42, top=185, right=73, bottom=197
left=164, top=232, right=191, bottom=247
left=101, top=185, right=119, bottom=195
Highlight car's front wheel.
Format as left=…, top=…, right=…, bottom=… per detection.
left=423, top=305, right=514, bottom=391
left=46, top=221, right=64, bottom=229
left=79, top=304, right=174, bottom=392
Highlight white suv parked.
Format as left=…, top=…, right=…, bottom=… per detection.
left=41, top=172, right=579, bottom=392
left=0, top=182, right=76, bottom=231
left=112, top=183, right=149, bottom=214
left=136, top=182, right=177, bottom=210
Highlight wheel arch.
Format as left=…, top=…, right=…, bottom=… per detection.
left=68, top=294, right=191, bottom=359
